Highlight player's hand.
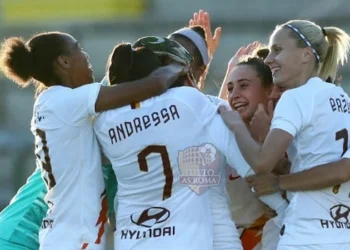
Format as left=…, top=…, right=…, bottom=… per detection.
left=189, top=9, right=221, bottom=57
left=246, top=173, right=280, bottom=196
left=249, top=101, right=274, bottom=143
left=227, top=41, right=261, bottom=74
left=151, top=63, right=190, bottom=87
left=218, top=105, right=245, bottom=130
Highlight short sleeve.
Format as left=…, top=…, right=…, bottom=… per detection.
left=173, top=87, right=219, bottom=126
left=207, top=114, right=251, bottom=177
left=206, top=95, right=231, bottom=109
left=270, top=91, right=303, bottom=137
left=54, top=83, right=101, bottom=125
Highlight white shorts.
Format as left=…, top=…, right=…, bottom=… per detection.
left=261, top=219, right=280, bottom=250
left=277, top=243, right=350, bottom=250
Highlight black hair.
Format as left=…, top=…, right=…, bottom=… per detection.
left=0, top=32, right=70, bottom=89
left=107, top=43, right=186, bottom=87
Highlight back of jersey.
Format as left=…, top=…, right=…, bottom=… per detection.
left=271, top=77, right=350, bottom=245
left=95, top=87, right=227, bottom=250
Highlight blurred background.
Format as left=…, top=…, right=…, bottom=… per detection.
left=0, top=0, right=350, bottom=248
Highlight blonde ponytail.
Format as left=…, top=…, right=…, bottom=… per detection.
left=319, top=27, right=350, bottom=81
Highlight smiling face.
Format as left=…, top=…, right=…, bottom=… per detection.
left=227, top=64, right=271, bottom=123
left=264, top=28, right=307, bottom=89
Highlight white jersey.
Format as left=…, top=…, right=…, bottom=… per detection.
left=31, top=84, right=107, bottom=250
left=208, top=96, right=281, bottom=250
left=94, top=87, right=250, bottom=250
left=207, top=95, right=244, bottom=250
left=271, top=77, right=350, bottom=245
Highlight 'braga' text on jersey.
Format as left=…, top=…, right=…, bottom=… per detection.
left=108, top=105, right=180, bottom=144
left=330, top=94, right=350, bottom=114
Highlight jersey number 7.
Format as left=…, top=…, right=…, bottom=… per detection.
left=333, top=128, right=348, bottom=194
left=35, top=129, right=56, bottom=190
left=137, top=145, right=173, bottom=200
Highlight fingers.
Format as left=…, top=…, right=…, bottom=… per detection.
left=202, top=11, right=212, bottom=36
left=218, top=105, right=228, bottom=114
left=251, top=104, right=267, bottom=121
left=213, top=27, right=222, bottom=44
left=163, top=63, right=189, bottom=77
left=193, top=12, right=199, bottom=24
left=238, top=41, right=262, bottom=57
left=245, top=175, right=255, bottom=183
left=234, top=46, right=245, bottom=57
left=257, top=103, right=265, bottom=112
left=267, top=100, right=274, bottom=118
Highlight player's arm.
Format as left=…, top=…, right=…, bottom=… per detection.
left=206, top=113, right=252, bottom=177
left=246, top=157, right=350, bottom=196
left=55, top=63, right=188, bottom=125
left=95, top=63, right=187, bottom=112
left=206, top=102, right=289, bottom=215
left=219, top=91, right=301, bottom=174
left=279, top=158, right=350, bottom=191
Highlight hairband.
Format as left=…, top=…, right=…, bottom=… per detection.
left=168, top=28, right=209, bottom=65
left=285, top=24, right=321, bottom=62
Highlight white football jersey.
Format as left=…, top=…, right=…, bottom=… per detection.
left=31, top=84, right=107, bottom=250
left=208, top=96, right=280, bottom=250
left=206, top=95, right=244, bottom=250
left=271, top=77, right=350, bottom=245
left=94, top=87, right=250, bottom=250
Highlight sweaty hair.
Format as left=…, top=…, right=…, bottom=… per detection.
left=236, top=46, right=273, bottom=89
left=107, top=43, right=185, bottom=87
left=275, top=20, right=350, bottom=81
left=0, top=32, right=70, bottom=91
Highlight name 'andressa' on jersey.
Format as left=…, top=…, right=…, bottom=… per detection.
left=329, top=93, right=350, bottom=114
left=108, top=104, right=180, bottom=144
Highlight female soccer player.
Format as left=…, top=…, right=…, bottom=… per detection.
left=0, top=31, right=187, bottom=250
left=219, top=20, right=350, bottom=250
left=223, top=46, right=284, bottom=250
left=168, top=9, right=221, bottom=91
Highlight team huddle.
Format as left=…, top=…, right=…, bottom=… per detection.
left=0, top=9, right=350, bottom=250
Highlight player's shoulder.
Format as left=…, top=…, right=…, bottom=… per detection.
left=206, top=95, right=231, bottom=109
left=161, top=86, right=209, bottom=105
left=35, top=83, right=101, bottom=108
left=286, top=77, right=335, bottom=99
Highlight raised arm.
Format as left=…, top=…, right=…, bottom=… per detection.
left=219, top=42, right=260, bottom=100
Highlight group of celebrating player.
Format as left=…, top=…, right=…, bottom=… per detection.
left=0, top=9, right=350, bottom=250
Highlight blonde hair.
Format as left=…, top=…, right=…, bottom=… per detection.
left=276, top=20, right=350, bottom=81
